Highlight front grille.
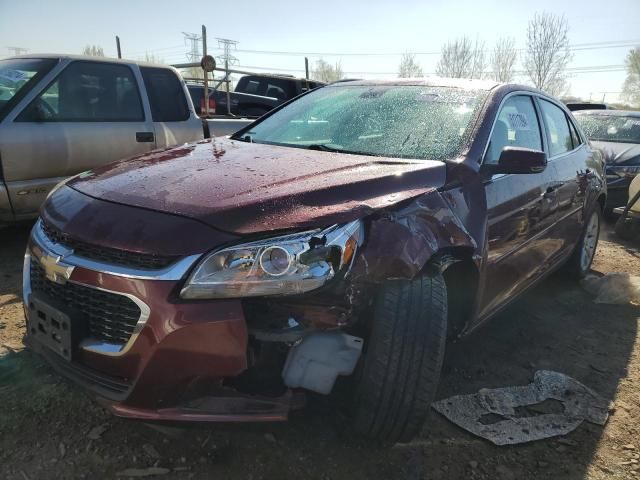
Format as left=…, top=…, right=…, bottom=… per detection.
left=30, top=260, right=141, bottom=345
left=40, top=220, right=178, bottom=270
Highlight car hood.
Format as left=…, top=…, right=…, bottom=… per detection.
left=68, top=138, right=447, bottom=234
left=591, top=141, right=640, bottom=166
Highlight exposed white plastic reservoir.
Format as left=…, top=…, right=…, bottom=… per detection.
left=282, top=332, right=363, bottom=395
left=630, top=174, right=640, bottom=213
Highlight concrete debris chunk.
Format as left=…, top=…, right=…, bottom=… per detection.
left=432, top=370, right=609, bottom=446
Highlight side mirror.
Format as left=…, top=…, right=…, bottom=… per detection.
left=488, top=147, right=547, bottom=175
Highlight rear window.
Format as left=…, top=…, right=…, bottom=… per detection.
left=141, top=67, right=189, bottom=122
left=237, top=85, right=487, bottom=161
left=574, top=114, right=640, bottom=145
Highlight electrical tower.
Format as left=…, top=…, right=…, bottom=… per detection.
left=181, top=32, right=202, bottom=62
left=215, top=38, right=239, bottom=67
left=7, top=46, right=28, bottom=56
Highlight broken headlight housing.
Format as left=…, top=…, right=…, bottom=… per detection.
left=180, top=220, right=364, bottom=299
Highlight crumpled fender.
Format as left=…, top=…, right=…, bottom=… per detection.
left=351, top=189, right=477, bottom=282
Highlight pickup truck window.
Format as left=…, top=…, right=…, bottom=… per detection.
left=17, top=61, right=143, bottom=122
left=0, top=58, right=57, bottom=121
left=141, top=67, right=189, bottom=122
left=239, top=85, right=486, bottom=161
left=575, top=114, right=640, bottom=145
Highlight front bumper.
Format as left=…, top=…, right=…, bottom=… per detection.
left=23, top=220, right=294, bottom=422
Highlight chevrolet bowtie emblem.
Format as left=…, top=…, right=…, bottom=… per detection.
left=33, top=244, right=75, bottom=284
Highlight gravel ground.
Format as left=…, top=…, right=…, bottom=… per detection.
left=1, top=221, right=639, bottom=480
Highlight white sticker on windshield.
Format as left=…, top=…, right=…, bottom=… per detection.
left=507, top=112, right=530, bottom=130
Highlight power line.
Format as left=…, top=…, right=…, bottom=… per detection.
left=231, top=39, right=640, bottom=57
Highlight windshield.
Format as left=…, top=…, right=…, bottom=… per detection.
left=0, top=58, right=57, bottom=120
left=235, top=85, right=487, bottom=160
left=574, top=114, right=640, bottom=144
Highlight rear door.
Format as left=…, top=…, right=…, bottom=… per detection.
left=140, top=67, right=203, bottom=147
left=478, top=94, right=559, bottom=319
left=0, top=60, right=155, bottom=219
left=536, top=98, right=590, bottom=254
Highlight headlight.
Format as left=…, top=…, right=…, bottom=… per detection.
left=180, top=220, right=364, bottom=299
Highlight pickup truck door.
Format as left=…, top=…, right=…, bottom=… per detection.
left=477, top=94, right=560, bottom=320
left=0, top=60, right=156, bottom=220
left=139, top=67, right=204, bottom=147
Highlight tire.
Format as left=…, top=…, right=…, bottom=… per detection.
left=351, top=274, right=447, bottom=444
left=566, top=205, right=601, bottom=279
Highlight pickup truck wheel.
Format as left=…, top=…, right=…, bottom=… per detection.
left=566, top=205, right=601, bottom=279
left=351, top=274, right=447, bottom=444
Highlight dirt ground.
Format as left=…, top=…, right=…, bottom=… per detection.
left=1, top=222, right=639, bottom=480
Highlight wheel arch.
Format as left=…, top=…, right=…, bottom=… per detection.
left=424, top=247, right=480, bottom=339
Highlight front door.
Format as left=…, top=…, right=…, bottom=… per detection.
left=477, top=94, right=560, bottom=319
left=0, top=60, right=155, bottom=219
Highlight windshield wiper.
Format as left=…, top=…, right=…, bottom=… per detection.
left=306, top=144, right=378, bottom=156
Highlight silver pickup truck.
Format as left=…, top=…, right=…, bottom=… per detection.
left=0, top=54, right=252, bottom=225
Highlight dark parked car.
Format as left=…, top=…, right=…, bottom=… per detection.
left=23, top=79, right=605, bottom=444
left=188, top=74, right=324, bottom=117
left=574, top=110, right=640, bottom=212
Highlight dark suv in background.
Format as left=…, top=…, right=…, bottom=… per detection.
left=24, top=79, right=605, bottom=444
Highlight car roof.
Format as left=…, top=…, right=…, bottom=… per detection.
left=574, top=109, right=640, bottom=118
left=5, top=53, right=176, bottom=69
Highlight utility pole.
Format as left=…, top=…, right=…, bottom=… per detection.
left=216, top=38, right=238, bottom=115
left=7, top=46, right=28, bottom=56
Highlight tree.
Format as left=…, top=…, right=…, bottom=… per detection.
left=523, top=12, right=572, bottom=96
left=436, top=36, right=485, bottom=79
left=143, top=52, right=165, bottom=64
left=311, top=58, right=344, bottom=83
left=398, top=52, right=423, bottom=78
left=489, top=37, right=517, bottom=83
left=621, top=47, right=640, bottom=106
left=82, top=45, right=104, bottom=57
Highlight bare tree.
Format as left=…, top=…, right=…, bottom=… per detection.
left=398, top=52, right=423, bottom=78
left=143, top=52, right=165, bottom=64
left=82, top=45, right=104, bottom=57
left=311, top=58, right=344, bottom=83
left=436, top=36, right=485, bottom=79
left=489, top=37, right=517, bottom=82
left=622, top=47, right=640, bottom=106
left=523, top=12, right=572, bottom=95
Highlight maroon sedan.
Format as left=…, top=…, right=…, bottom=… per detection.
left=23, top=79, right=605, bottom=443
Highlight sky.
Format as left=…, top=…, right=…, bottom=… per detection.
left=1, top=0, right=638, bottom=103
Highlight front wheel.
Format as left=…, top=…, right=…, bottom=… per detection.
left=566, top=205, right=601, bottom=278
left=350, top=274, right=447, bottom=444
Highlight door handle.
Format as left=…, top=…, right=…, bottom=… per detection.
left=542, top=185, right=560, bottom=200
left=136, top=132, right=155, bottom=143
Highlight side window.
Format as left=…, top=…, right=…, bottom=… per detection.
left=17, top=61, right=143, bottom=122
left=539, top=99, right=573, bottom=157
left=485, top=95, right=542, bottom=165
left=140, top=67, right=189, bottom=122
left=568, top=117, right=582, bottom=149
left=265, top=83, right=287, bottom=100
left=243, top=80, right=260, bottom=95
